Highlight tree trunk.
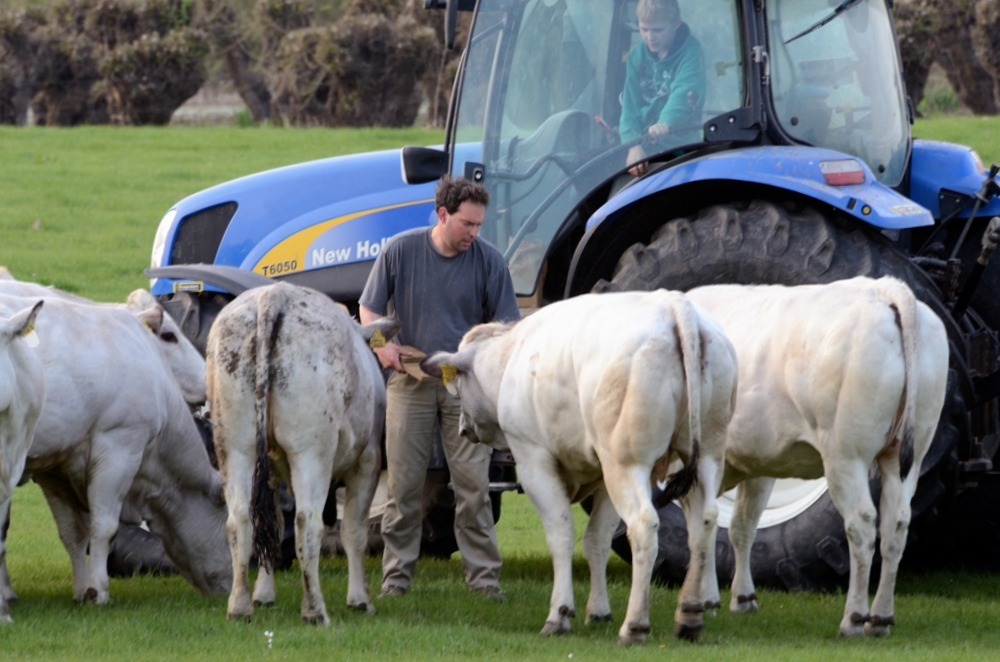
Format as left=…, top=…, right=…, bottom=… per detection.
left=933, top=0, right=998, bottom=115
left=224, top=43, right=271, bottom=122
left=893, top=0, right=939, bottom=111
left=972, top=0, right=1000, bottom=87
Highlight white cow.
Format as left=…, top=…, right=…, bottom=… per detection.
left=0, top=279, right=205, bottom=404
left=0, top=301, right=44, bottom=623
left=0, top=293, right=232, bottom=605
left=206, top=282, right=399, bottom=625
left=421, top=290, right=739, bottom=644
left=686, top=276, right=949, bottom=637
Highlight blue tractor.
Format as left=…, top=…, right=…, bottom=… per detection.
left=148, top=0, right=1000, bottom=586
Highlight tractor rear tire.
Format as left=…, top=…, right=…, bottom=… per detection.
left=594, top=199, right=965, bottom=591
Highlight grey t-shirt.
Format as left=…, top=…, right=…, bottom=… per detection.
left=359, top=227, right=520, bottom=354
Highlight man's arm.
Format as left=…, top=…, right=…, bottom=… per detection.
left=360, top=304, right=409, bottom=372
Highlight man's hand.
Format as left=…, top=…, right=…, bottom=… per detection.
left=373, top=343, right=410, bottom=373
left=627, top=144, right=648, bottom=176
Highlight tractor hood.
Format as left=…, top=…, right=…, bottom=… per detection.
left=150, top=144, right=480, bottom=296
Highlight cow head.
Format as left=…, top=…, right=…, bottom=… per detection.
left=127, top=290, right=207, bottom=405
left=133, top=412, right=232, bottom=596
left=421, top=337, right=509, bottom=452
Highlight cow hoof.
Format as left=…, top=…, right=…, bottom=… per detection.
left=619, top=623, right=651, bottom=646
left=0, top=612, right=12, bottom=625
left=586, top=612, right=613, bottom=624
left=348, top=601, right=375, bottom=615
left=838, top=625, right=866, bottom=638
left=302, top=612, right=330, bottom=627
left=227, top=612, right=252, bottom=623
left=703, top=600, right=721, bottom=612
left=865, top=615, right=894, bottom=637
left=252, top=600, right=275, bottom=608
left=731, top=598, right=758, bottom=614
left=81, top=588, right=99, bottom=604
left=540, top=619, right=571, bottom=636
left=675, top=621, right=702, bottom=642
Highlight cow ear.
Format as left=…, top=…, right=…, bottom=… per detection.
left=3, top=300, right=43, bottom=346
left=422, top=351, right=471, bottom=395
left=136, top=306, right=164, bottom=335
left=359, top=317, right=401, bottom=347
left=126, top=289, right=158, bottom=311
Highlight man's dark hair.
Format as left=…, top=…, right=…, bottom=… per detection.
left=435, top=175, right=489, bottom=214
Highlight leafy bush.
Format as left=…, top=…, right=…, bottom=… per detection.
left=269, top=12, right=436, bottom=127
left=0, top=0, right=209, bottom=125
left=31, top=21, right=108, bottom=125
left=100, top=26, right=209, bottom=125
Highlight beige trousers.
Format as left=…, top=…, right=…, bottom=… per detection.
left=380, top=372, right=501, bottom=591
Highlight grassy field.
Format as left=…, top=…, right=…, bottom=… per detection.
left=3, top=119, right=1000, bottom=659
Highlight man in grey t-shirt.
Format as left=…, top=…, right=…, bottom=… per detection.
left=359, top=175, right=519, bottom=601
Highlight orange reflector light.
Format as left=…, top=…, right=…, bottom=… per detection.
left=819, top=159, right=865, bottom=186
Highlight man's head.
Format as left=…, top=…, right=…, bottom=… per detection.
left=433, top=175, right=489, bottom=256
left=637, top=0, right=681, bottom=60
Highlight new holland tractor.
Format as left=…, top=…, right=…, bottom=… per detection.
left=147, top=0, right=1000, bottom=588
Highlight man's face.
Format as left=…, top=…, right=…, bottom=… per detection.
left=639, top=17, right=679, bottom=59
left=438, top=200, right=485, bottom=254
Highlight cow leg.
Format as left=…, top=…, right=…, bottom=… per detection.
left=340, top=443, right=378, bottom=614
left=221, top=445, right=256, bottom=622
left=675, top=454, right=721, bottom=640
left=0, top=498, right=12, bottom=623
left=516, top=446, right=576, bottom=637
left=825, top=460, right=877, bottom=637
left=0, top=501, right=17, bottom=609
left=288, top=449, right=335, bottom=626
left=728, top=476, right=774, bottom=614
left=582, top=484, right=616, bottom=624
left=36, top=481, right=90, bottom=602
left=600, top=463, right=657, bottom=646
left=83, top=434, right=144, bottom=604
left=867, top=453, right=916, bottom=637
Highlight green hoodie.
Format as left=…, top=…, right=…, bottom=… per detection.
left=619, top=22, right=706, bottom=148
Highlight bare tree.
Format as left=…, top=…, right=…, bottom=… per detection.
left=893, top=0, right=939, bottom=111
left=195, top=0, right=271, bottom=121
left=0, top=8, right=46, bottom=125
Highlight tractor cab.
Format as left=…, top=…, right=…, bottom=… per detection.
left=417, top=0, right=911, bottom=296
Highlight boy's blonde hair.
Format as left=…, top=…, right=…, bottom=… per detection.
left=637, top=0, right=680, bottom=25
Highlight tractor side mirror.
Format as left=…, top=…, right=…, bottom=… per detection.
left=401, top=146, right=449, bottom=184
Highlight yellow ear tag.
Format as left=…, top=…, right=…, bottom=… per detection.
left=20, top=322, right=39, bottom=348
left=369, top=328, right=385, bottom=349
left=141, top=320, right=154, bottom=334
left=441, top=364, right=458, bottom=385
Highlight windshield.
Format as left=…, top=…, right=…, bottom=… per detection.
left=453, top=0, right=744, bottom=295
left=767, top=0, right=909, bottom=186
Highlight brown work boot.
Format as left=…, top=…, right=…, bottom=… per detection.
left=378, top=585, right=407, bottom=599
left=474, top=586, right=507, bottom=603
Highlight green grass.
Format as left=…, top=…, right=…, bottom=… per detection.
left=8, top=481, right=1000, bottom=661
left=5, top=121, right=1000, bottom=658
left=913, top=116, right=1000, bottom=166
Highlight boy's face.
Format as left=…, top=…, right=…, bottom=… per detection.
left=639, top=17, right=679, bottom=59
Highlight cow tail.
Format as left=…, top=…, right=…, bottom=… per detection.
left=880, top=278, right=920, bottom=480
left=655, top=295, right=702, bottom=508
left=251, top=285, right=284, bottom=572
